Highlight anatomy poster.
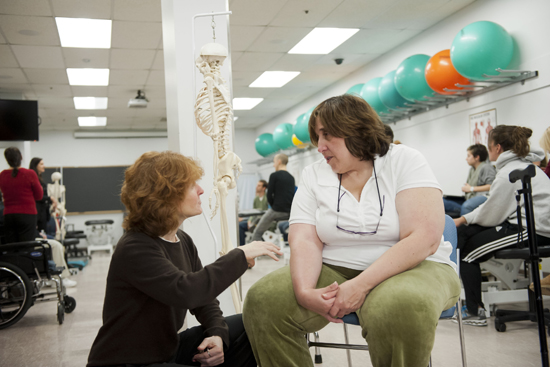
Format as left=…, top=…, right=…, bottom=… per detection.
left=469, top=109, right=497, bottom=147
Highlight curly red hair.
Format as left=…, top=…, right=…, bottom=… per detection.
left=121, top=151, right=204, bottom=237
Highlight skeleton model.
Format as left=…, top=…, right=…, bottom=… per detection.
left=47, top=172, right=66, bottom=241
left=194, top=42, right=243, bottom=312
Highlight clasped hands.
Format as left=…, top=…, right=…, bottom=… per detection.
left=301, top=280, right=368, bottom=323
left=192, top=335, right=224, bottom=366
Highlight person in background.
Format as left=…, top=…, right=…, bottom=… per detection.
left=239, top=180, right=268, bottom=246
left=0, top=147, right=43, bottom=243
left=29, top=157, right=57, bottom=233
left=87, top=151, right=281, bottom=367
left=454, top=126, right=550, bottom=326
left=540, top=126, right=550, bottom=178
left=251, top=154, right=295, bottom=242
left=443, top=144, right=496, bottom=217
left=243, top=95, right=459, bottom=367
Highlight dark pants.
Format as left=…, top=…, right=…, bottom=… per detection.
left=458, top=222, right=550, bottom=315
left=147, top=314, right=256, bottom=367
left=239, top=221, right=248, bottom=246
left=3, top=214, right=37, bottom=244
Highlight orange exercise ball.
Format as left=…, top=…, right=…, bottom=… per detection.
left=425, top=49, right=469, bottom=95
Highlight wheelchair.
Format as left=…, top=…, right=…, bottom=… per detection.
left=0, top=240, right=77, bottom=330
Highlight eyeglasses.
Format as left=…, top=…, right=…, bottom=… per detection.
left=336, top=164, right=385, bottom=235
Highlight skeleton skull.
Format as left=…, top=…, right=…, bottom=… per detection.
left=200, top=42, right=228, bottom=69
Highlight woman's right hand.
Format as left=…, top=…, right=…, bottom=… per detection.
left=239, top=241, right=283, bottom=268
left=299, top=281, right=342, bottom=323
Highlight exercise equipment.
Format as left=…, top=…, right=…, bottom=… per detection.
left=378, top=70, right=409, bottom=110
left=255, top=133, right=279, bottom=157
left=292, top=134, right=308, bottom=149
left=425, top=49, right=469, bottom=95
left=294, top=107, right=314, bottom=143
left=273, top=123, right=294, bottom=149
left=451, top=21, right=513, bottom=80
left=394, top=54, right=434, bottom=101
left=359, top=78, right=389, bottom=115
left=346, top=83, right=364, bottom=96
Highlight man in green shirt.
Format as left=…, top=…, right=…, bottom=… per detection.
left=239, top=180, right=268, bottom=246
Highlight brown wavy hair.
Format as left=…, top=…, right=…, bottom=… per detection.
left=488, top=125, right=532, bottom=158
left=121, top=151, right=204, bottom=237
left=308, top=94, right=390, bottom=161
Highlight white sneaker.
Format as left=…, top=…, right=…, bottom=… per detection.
left=61, top=278, right=77, bottom=288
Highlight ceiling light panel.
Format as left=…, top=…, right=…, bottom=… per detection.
left=67, top=68, right=109, bottom=86
left=249, top=71, right=300, bottom=88
left=233, top=98, right=263, bottom=110
left=74, top=97, right=108, bottom=109
left=78, top=116, right=107, bottom=126
left=288, top=28, right=359, bottom=54
left=55, top=17, right=112, bottom=48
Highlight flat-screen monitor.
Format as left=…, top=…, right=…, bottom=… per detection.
left=0, top=99, right=39, bottom=141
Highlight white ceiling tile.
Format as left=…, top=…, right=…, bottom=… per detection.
left=230, top=0, right=289, bottom=26
left=0, top=0, right=52, bottom=16
left=332, top=28, right=398, bottom=54
left=0, top=33, right=6, bottom=44
left=11, top=45, right=65, bottom=68
left=46, top=108, right=80, bottom=117
left=110, top=49, right=156, bottom=69
left=25, top=68, right=69, bottom=84
left=0, top=83, right=35, bottom=94
left=111, top=21, right=162, bottom=49
left=141, top=85, right=165, bottom=100
left=104, top=109, right=131, bottom=117
left=270, top=0, right=344, bottom=27
left=255, top=98, right=297, bottom=110
left=108, top=85, right=144, bottom=98
left=368, top=29, right=423, bottom=54
left=407, top=0, right=475, bottom=30
left=109, top=69, right=149, bottom=85
left=231, top=71, right=263, bottom=87
left=248, top=26, right=313, bottom=53
left=113, top=0, right=162, bottom=22
left=232, top=52, right=284, bottom=72
left=363, top=0, right=450, bottom=30
left=231, top=51, right=243, bottom=64
left=62, top=48, right=110, bottom=68
left=71, top=86, right=108, bottom=97
left=145, top=70, right=165, bottom=86
left=151, top=50, right=164, bottom=70
left=233, top=86, right=274, bottom=98
left=132, top=107, right=165, bottom=117
left=268, top=54, right=323, bottom=72
left=0, top=15, right=60, bottom=46
left=38, top=109, right=48, bottom=118
left=145, top=99, right=166, bottom=109
left=50, top=0, right=111, bottom=19
left=38, top=97, right=73, bottom=109
left=0, top=68, right=28, bottom=83
left=230, top=26, right=266, bottom=52
left=106, top=97, right=129, bottom=108
left=33, top=84, right=73, bottom=97
left=318, top=0, right=398, bottom=28
left=0, top=45, right=19, bottom=67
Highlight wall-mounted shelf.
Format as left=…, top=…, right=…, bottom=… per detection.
left=379, top=68, right=539, bottom=124
left=249, top=145, right=317, bottom=166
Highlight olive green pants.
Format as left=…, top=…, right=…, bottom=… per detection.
left=243, top=260, right=460, bottom=367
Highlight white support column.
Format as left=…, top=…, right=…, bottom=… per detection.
left=161, top=0, right=239, bottom=320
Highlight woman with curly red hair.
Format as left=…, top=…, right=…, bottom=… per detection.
left=87, top=151, right=281, bottom=367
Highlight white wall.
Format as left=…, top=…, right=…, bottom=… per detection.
left=246, top=0, right=550, bottom=196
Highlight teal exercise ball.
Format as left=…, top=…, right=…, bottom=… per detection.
left=346, top=83, right=364, bottom=97
left=359, top=78, right=389, bottom=115
left=394, top=54, right=434, bottom=101
left=273, top=123, right=294, bottom=150
left=378, top=70, right=409, bottom=110
left=294, top=107, right=315, bottom=143
left=451, top=21, right=513, bottom=80
left=255, top=133, right=279, bottom=157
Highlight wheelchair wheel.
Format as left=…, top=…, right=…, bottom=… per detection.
left=64, top=296, right=76, bottom=313
left=57, top=302, right=64, bottom=325
left=0, top=261, right=34, bottom=330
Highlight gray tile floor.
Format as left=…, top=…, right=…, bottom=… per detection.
left=0, top=252, right=547, bottom=367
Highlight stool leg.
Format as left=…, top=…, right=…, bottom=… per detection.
left=343, top=323, right=352, bottom=367
left=314, top=331, right=322, bottom=364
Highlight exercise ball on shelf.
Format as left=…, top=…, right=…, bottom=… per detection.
left=451, top=20, right=513, bottom=80
left=292, top=134, right=308, bottom=149
left=378, top=70, right=409, bottom=110
left=273, top=123, right=294, bottom=150
left=394, top=54, right=434, bottom=101
left=255, top=133, right=279, bottom=157
left=359, top=78, right=389, bottom=115
left=346, top=83, right=365, bottom=96
left=294, top=106, right=315, bottom=143
left=425, top=49, right=470, bottom=95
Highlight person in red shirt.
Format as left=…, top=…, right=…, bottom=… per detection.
left=0, top=147, right=43, bottom=243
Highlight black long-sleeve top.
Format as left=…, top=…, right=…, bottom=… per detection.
left=87, top=229, right=248, bottom=366
left=267, top=170, right=295, bottom=212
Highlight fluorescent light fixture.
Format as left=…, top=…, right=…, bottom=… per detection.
left=55, top=17, right=112, bottom=48
left=78, top=117, right=107, bottom=127
left=74, top=97, right=108, bottom=110
left=289, top=28, right=359, bottom=54
left=67, top=68, right=109, bottom=86
left=249, top=71, right=300, bottom=88
left=233, top=98, right=263, bottom=110
left=74, top=130, right=168, bottom=139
